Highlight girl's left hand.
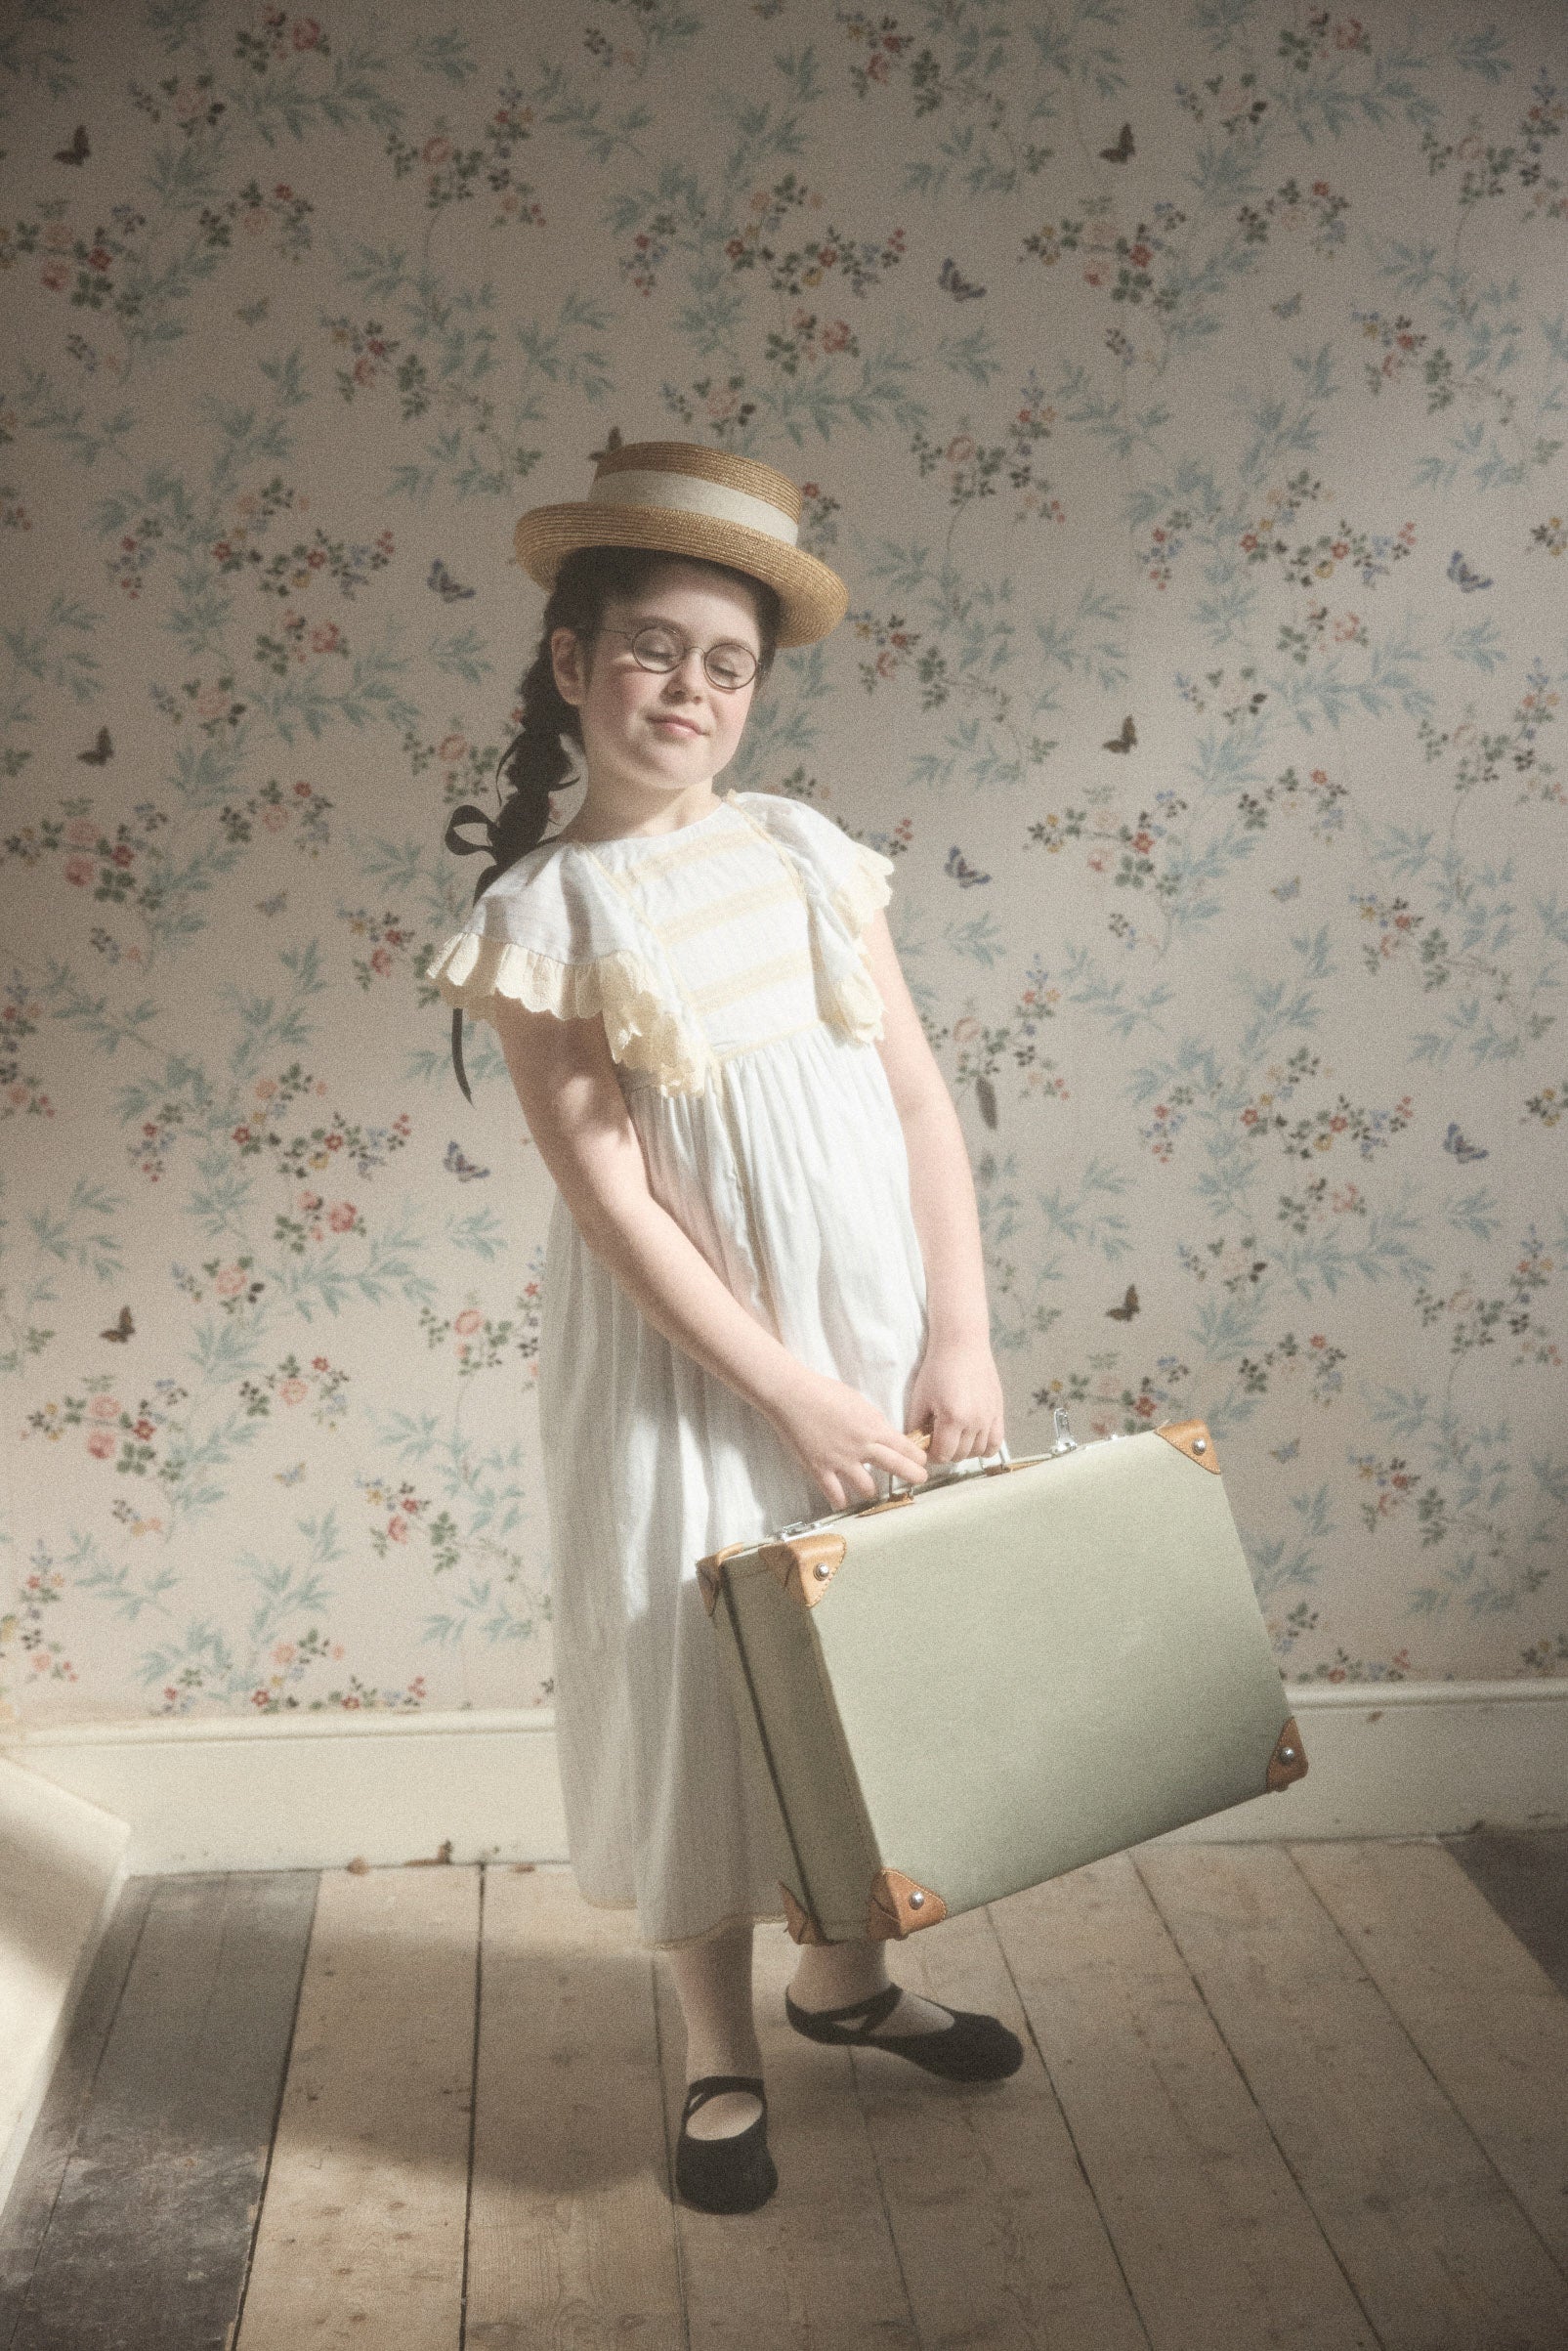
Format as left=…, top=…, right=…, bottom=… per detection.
left=905, top=1329, right=1006, bottom=1466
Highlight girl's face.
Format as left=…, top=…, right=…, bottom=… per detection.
left=549, top=560, right=762, bottom=815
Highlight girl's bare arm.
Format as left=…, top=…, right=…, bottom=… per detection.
left=856, top=908, right=1004, bottom=1461
left=487, top=994, right=931, bottom=1496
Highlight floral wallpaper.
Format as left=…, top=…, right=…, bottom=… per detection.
left=3, top=0, right=1564, bottom=1729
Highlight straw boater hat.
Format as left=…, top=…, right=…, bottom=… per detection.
left=513, top=440, right=848, bottom=648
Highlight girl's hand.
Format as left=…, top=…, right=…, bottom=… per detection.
left=905, top=1330, right=1006, bottom=1467
left=762, top=1365, right=931, bottom=1515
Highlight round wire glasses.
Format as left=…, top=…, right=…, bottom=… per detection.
left=600, top=624, right=759, bottom=692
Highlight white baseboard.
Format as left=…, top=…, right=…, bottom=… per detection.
left=3, top=1683, right=1564, bottom=1878
left=0, top=1707, right=568, bottom=1874
left=1150, top=1679, right=1568, bottom=1845
left=0, top=1758, right=130, bottom=2217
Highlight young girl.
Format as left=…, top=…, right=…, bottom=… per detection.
left=426, top=441, right=1020, bottom=2215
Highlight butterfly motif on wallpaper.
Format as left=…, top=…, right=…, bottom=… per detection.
left=55, top=124, right=91, bottom=165
left=1443, top=1121, right=1488, bottom=1162
left=78, top=726, right=113, bottom=765
left=1270, top=1436, right=1301, bottom=1463
left=939, top=258, right=987, bottom=302
left=275, top=1461, right=308, bottom=1485
left=1100, top=122, right=1135, bottom=162
left=1272, top=876, right=1302, bottom=901
left=236, top=297, right=272, bottom=324
left=945, top=846, right=992, bottom=886
left=101, top=1305, right=134, bottom=1343
left=445, top=1140, right=490, bottom=1181
left=428, top=558, right=476, bottom=602
left=257, top=891, right=288, bottom=917
left=1103, top=714, right=1137, bottom=753
left=1106, top=1285, right=1140, bottom=1322
left=1271, top=292, right=1303, bottom=319
left=1448, top=550, right=1492, bottom=593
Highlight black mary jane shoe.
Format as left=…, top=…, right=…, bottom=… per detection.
left=674, top=2074, right=778, bottom=2214
left=784, top=1980, right=1024, bottom=2081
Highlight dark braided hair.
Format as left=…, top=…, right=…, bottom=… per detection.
left=442, top=543, right=783, bottom=1101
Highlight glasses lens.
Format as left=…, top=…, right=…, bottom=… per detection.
left=629, top=625, right=683, bottom=671
left=703, top=642, right=758, bottom=690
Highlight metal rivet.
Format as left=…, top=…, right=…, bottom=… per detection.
left=909, top=1891, right=925, bottom=1908
left=1280, top=1745, right=1297, bottom=1764
left=813, top=1563, right=830, bottom=1581
left=1193, top=1437, right=1208, bottom=1453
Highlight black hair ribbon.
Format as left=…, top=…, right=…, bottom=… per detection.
left=441, top=799, right=506, bottom=1105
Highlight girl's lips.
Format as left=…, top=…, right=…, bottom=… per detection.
left=651, top=717, right=704, bottom=736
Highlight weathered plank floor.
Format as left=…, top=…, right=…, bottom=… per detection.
left=2, top=1834, right=1565, bottom=2351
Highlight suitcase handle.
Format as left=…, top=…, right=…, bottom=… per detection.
left=884, top=1438, right=1012, bottom=1497
left=771, top=1440, right=1017, bottom=1542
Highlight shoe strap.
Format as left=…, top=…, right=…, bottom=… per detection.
left=789, top=1979, right=905, bottom=2032
left=683, top=2073, right=764, bottom=2118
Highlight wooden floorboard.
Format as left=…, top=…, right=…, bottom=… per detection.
left=990, top=1852, right=1377, bottom=2351
left=0, top=1876, right=154, bottom=2351
left=1135, top=1843, right=1568, bottom=2351
left=851, top=1898, right=1149, bottom=2351
left=1291, top=1839, right=1568, bottom=2275
left=233, top=1864, right=478, bottom=2351
left=8, top=1836, right=1568, bottom=2349
left=464, top=1866, right=682, bottom=2351
left=6, top=1872, right=316, bottom=2351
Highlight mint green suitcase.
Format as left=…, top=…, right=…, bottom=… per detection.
left=698, top=1415, right=1306, bottom=1945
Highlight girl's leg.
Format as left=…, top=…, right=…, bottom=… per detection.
left=786, top=1935, right=955, bottom=2036
left=665, top=1917, right=766, bottom=2138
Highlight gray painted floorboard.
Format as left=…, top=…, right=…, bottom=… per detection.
left=3, top=1873, right=316, bottom=2351
left=1443, top=1825, right=1568, bottom=1994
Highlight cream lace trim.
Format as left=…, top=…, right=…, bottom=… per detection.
left=822, top=842, right=894, bottom=1042
left=427, top=834, right=895, bottom=1089
left=424, top=929, right=713, bottom=1097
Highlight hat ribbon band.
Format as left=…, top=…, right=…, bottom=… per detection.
left=586, top=467, right=800, bottom=548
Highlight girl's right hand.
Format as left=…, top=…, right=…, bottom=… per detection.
left=763, top=1366, right=930, bottom=1515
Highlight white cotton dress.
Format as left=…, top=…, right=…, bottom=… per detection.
left=424, top=789, right=929, bottom=1948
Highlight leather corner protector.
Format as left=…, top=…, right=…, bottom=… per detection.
left=866, top=1867, right=948, bottom=1941
left=779, top=1882, right=828, bottom=1945
left=760, top=1531, right=848, bottom=1608
left=1267, top=1714, right=1309, bottom=1792
left=1157, top=1418, right=1221, bottom=1474
left=696, top=1541, right=749, bottom=1618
